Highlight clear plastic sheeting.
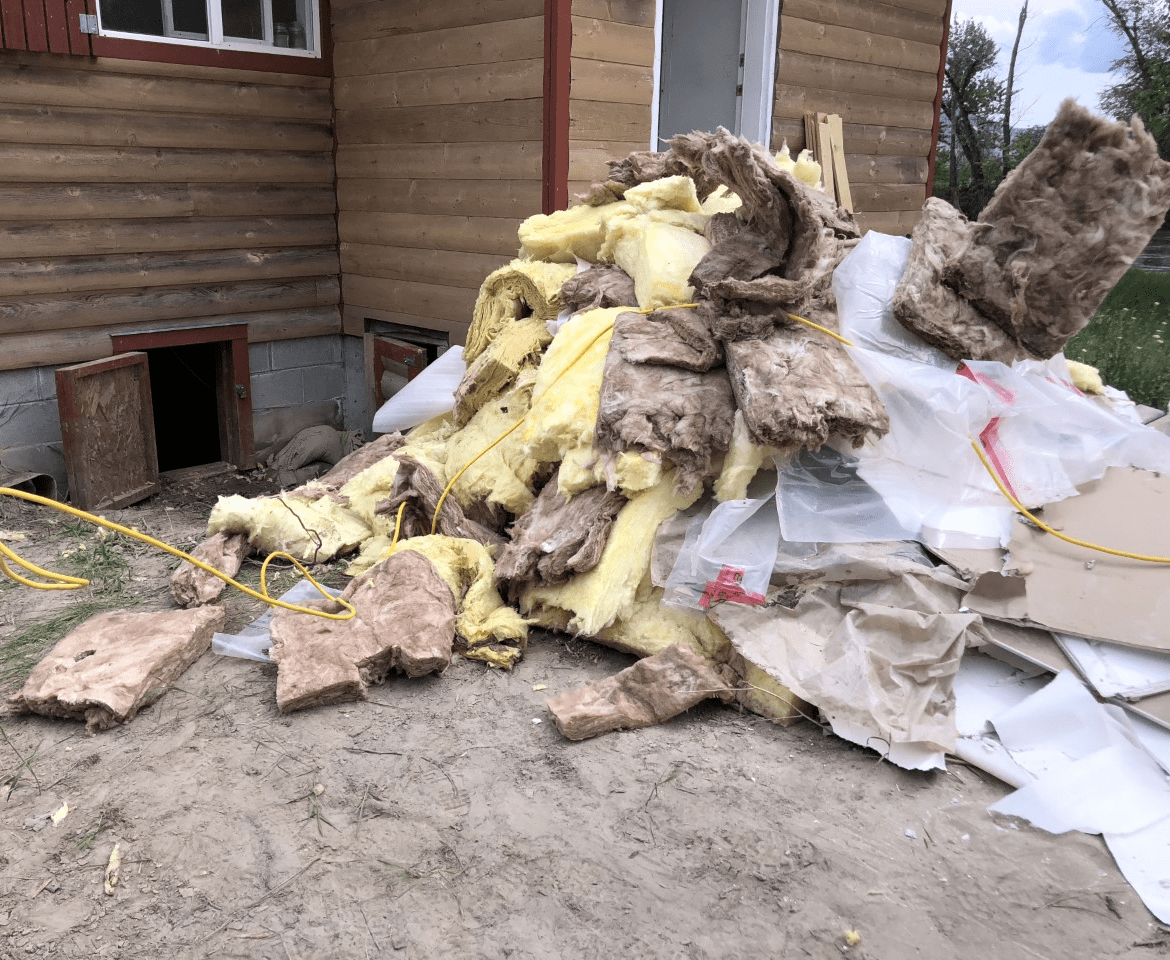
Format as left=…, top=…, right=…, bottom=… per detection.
left=371, top=347, right=465, bottom=435
left=664, top=473, right=779, bottom=610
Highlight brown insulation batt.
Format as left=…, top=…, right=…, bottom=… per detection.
left=944, top=99, right=1170, bottom=358
left=559, top=264, right=639, bottom=313
left=170, top=531, right=251, bottom=607
left=724, top=313, right=889, bottom=450
left=8, top=606, right=225, bottom=734
left=613, top=307, right=723, bottom=372
left=545, top=643, right=734, bottom=741
left=495, top=469, right=627, bottom=588
left=308, top=433, right=405, bottom=492
left=595, top=312, right=737, bottom=495
left=270, top=550, right=456, bottom=713
left=892, top=198, right=1027, bottom=364
left=375, top=455, right=505, bottom=547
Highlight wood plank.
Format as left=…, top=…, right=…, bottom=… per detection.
left=887, top=0, right=949, bottom=17
left=339, top=212, right=520, bottom=257
left=0, top=217, right=338, bottom=258
left=0, top=144, right=334, bottom=184
left=776, top=49, right=940, bottom=104
left=772, top=82, right=935, bottom=131
left=0, top=306, right=342, bottom=371
left=334, top=59, right=543, bottom=111
left=844, top=153, right=930, bottom=186
left=340, top=243, right=509, bottom=289
left=334, top=16, right=543, bottom=78
left=336, top=178, right=542, bottom=219
left=850, top=182, right=929, bottom=213
left=571, top=0, right=654, bottom=27
left=43, top=0, right=70, bottom=53
left=0, top=277, right=339, bottom=334
left=343, top=275, right=479, bottom=326
left=1, top=0, right=27, bottom=50
left=570, top=57, right=652, bottom=104
left=332, top=0, right=542, bottom=44
left=343, top=303, right=468, bottom=346
left=567, top=100, right=649, bottom=142
left=337, top=99, right=544, bottom=145
left=855, top=208, right=925, bottom=237
left=567, top=139, right=646, bottom=180
left=0, top=103, right=334, bottom=152
left=0, top=182, right=336, bottom=221
left=336, top=141, right=544, bottom=181
left=0, top=48, right=333, bottom=87
left=570, top=16, right=654, bottom=66
left=772, top=117, right=933, bottom=157
left=0, top=62, right=334, bottom=119
left=779, top=16, right=942, bottom=74
left=781, top=0, right=944, bottom=45
left=0, top=246, right=340, bottom=297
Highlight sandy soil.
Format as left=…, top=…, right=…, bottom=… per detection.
left=1, top=473, right=1168, bottom=960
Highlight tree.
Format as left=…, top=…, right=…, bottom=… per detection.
left=1097, top=0, right=1170, bottom=159
left=937, top=18, right=1006, bottom=216
left=1002, top=1, right=1029, bottom=180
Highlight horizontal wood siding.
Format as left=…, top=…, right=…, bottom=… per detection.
left=566, top=0, right=653, bottom=200
left=0, top=51, right=339, bottom=372
left=774, top=0, right=946, bottom=234
left=333, top=2, right=546, bottom=344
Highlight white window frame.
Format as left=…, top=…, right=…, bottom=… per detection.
left=96, top=0, right=321, bottom=58
left=650, top=0, right=778, bottom=150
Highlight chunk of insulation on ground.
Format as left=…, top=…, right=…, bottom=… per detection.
left=546, top=643, right=734, bottom=741
left=270, top=550, right=456, bottom=713
left=170, top=531, right=251, bottom=607
left=208, top=492, right=371, bottom=564
left=495, top=470, right=627, bottom=588
left=8, top=606, right=224, bottom=734
left=724, top=316, right=888, bottom=450
left=944, top=100, right=1170, bottom=358
left=520, top=471, right=701, bottom=636
left=464, top=259, right=575, bottom=364
left=559, top=264, right=639, bottom=313
left=891, top=198, right=1026, bottom=364
left=595, top=314, right=736, bottom=495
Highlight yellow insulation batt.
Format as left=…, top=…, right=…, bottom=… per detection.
left=714, top=411, right=786, bottom=502
left=465, top=259, right=576, bottom=364
left=519, top=470, right=702, bottom=636
left=454, top=316, right=550, bottom=426
left=207, top=493, right=371, bottom=563
left=558, top=448, right=664, bottom=498
left=1065, top=359, right=1106, bottom=395
left=599, top=217, right=711, bottom=310
left=521, top=308, right=619, bottom=467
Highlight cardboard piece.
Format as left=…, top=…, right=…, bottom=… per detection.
left=964, top=468, right=1170, bottom=651
left=8, top=606, right=224, bottom=733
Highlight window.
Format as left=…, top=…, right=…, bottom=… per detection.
left=95, top=0, right=321, bottom=57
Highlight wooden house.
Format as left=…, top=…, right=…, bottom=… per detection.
left=0, top=0, right=949, bottom=502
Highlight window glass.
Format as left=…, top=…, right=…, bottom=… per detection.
left=95, top=0, right=317, bottom=54
left=222, top=0, right=263, bottom=41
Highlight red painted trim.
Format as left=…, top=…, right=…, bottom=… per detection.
left=1, top=0, right=27, bottom=49
left=112, top=323, right=249, bottom=350
left=542, top=0, right=571, bottom=213
left=22, top=0, right=49, bottom=51
left=43, top=0, right=69, bottom=52
left=927, top=0, right=953, bottom=201
left=65, top=0, right=89, bottom=54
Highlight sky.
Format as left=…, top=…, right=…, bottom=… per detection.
left=949, top=0, right=1130, bottom=128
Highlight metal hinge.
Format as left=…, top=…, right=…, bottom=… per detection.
left=78, top=14, right=98, bottom=33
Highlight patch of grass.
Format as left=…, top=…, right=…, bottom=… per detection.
left=1066, top=268, right=1170, bottom=409
left=53, top=521, right=131, bottom=595
left=0, top=596, right=140, bottom=690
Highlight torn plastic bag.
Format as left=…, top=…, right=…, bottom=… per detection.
left=371, top=346, right=465, bottom=435
left=834, top=231, right=955, bottom=370
left=211, top=579, right=342, bottom=662
left=776, top=445, right=915, bottom=544
left=663, top=472, right=779, bottom=610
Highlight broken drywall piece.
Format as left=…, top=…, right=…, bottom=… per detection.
left=1055, top=634, right=1170, bottom=700
left=269, top=550, right=456, bottom=713
left=170, top=531, right=251, bottom=607
left=964, top=468, right=1170, bottom=651
left=546, top=643, right=734, bottom=741
left=8, top=606, right=225, bottom=733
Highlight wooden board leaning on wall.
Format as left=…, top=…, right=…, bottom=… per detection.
left=773, top=117, right=933, bottom=158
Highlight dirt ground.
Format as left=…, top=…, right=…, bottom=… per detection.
left=1, top=472, right=1168, bottom=960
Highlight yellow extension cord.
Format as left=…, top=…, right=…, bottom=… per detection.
left=0, top=486, right=356, bottom=619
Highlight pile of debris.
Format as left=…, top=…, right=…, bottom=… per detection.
left=9, top=100, right=1170, bottom=921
